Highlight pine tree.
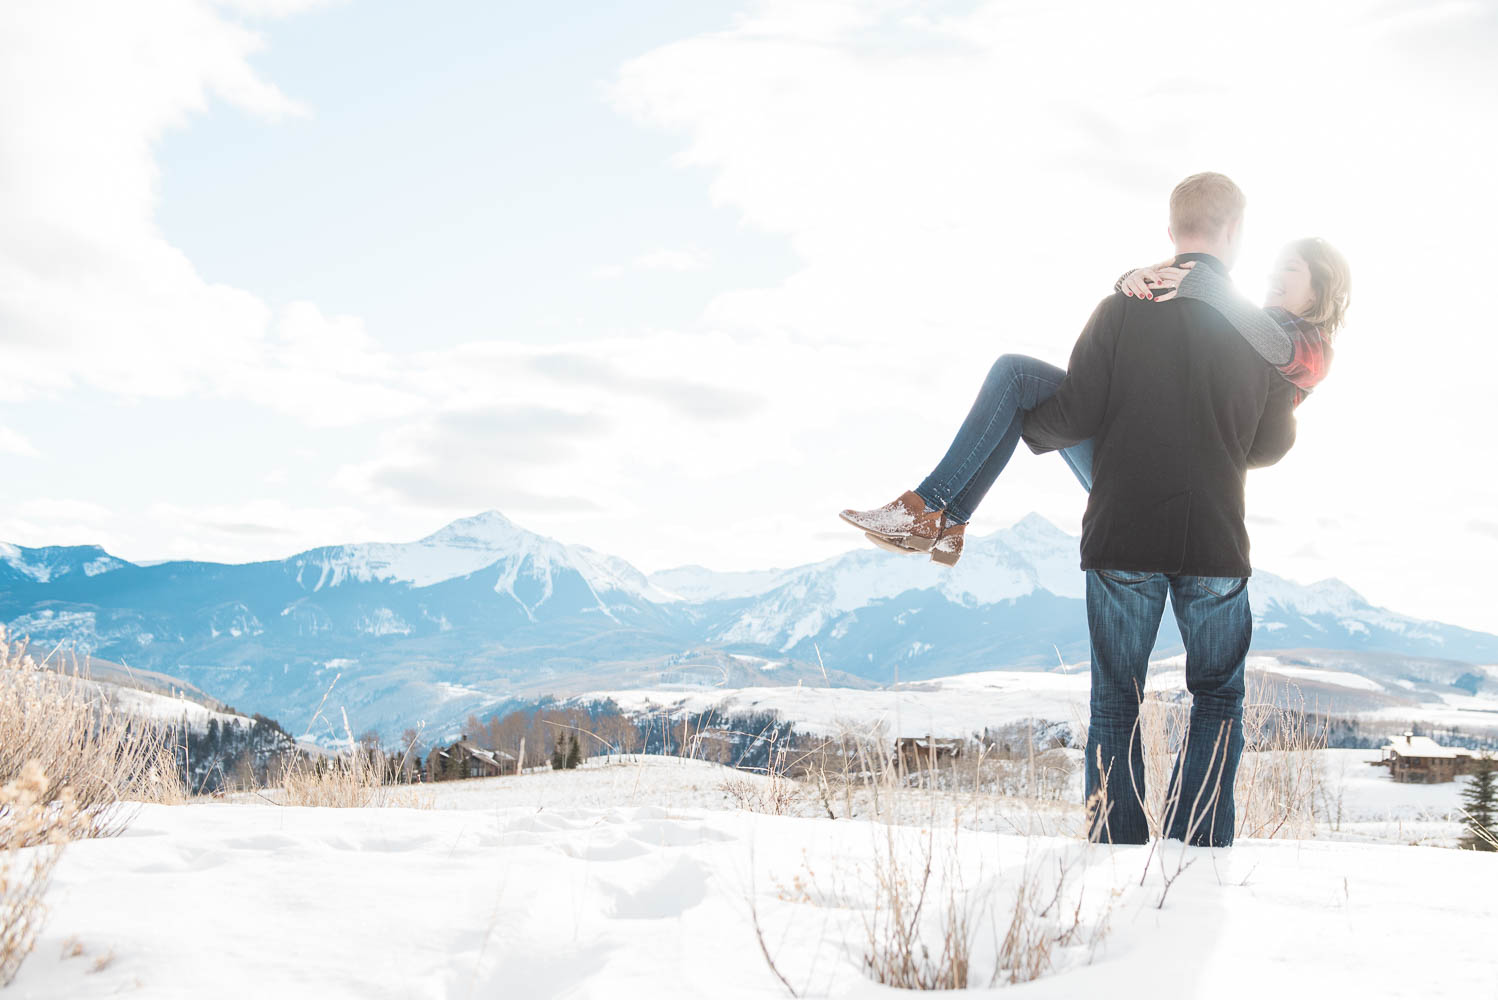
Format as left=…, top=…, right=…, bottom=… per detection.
left=551, top=737, right=566, bottom=770
left=1460, top=756, right=1497, bottom=851
left=565, top=733, right=581, bottom=770
left=439, top=746, right=464, bottom=782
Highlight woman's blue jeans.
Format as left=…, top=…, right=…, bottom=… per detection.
left=914, top=354, right=1093, bottom=523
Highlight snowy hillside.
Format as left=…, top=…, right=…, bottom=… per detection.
left=585, top=653, right=1498, bottom=743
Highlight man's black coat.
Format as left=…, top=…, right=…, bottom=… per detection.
left=1021, top=253, right=1299, bottom=579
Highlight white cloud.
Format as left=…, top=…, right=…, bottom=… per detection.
left=212, top=0, right=346, bottom=17
left=594, top=246, right=711, bottom=278
left=633, top=248, right=710, bottom=271
left=223, top=303, right=429, bottom=427
left=0, top=427, right=38, bottom=457
left=607, top=0, right=1498, bottom=631
left=141, top=499, right=379, bottom=563
left=2, top=0, right=1495, bottom=639
left=0, top=2, right=373, bottom=412
left=0, top=498, right=116, bottom=552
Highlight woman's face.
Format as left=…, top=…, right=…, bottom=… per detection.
left=1263, top=252, right=1317, bottom=317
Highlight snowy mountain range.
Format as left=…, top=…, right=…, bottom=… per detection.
left=3, top=511, right=1495, bottom=741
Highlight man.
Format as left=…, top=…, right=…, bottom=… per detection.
left=1022, top=172, right=1298, bottom=847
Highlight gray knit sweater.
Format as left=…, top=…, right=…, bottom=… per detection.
left=1173, top=265, right=1294, bottom=366
left=1116, top=263, right=1294, bottom=366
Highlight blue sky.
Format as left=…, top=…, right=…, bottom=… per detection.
left=153, top=1, right=792, bottom=350
left=2, top=0, right=1496, bottom=635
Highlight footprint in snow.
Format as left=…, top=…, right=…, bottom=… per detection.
left=134, top=845, right=226, bottom=874
left=605, top=856, right=711, bottom=919
left=625, top=819, right=736, bottom=847
left=557, top=835, right=653, bottom=862
left=501, top=812, right=587, bottom=835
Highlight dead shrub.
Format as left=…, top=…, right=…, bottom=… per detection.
left=0, top=628, right=182, bottom=984
left=860, top=824, right=975, bottom=990
left=0, top=628, right=183, bottom=842
left=274, top=716, right=383, bottom=808
left=275, top=752, right=383, bottom=808
left=1234, top=678, right=1328, bottom=840
left=1, top=763, right=91, bottom=986
left=856, top=823, right=1112, bottom=991
left=721, top=746, right=800, bottom=816
left=996, top=854, right=1110, bottom=985
left=1095, top=676, right=1328, bottom=844
left=271, top=708, right=429, bottom=809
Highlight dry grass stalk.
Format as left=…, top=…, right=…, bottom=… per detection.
left=0, top=627, right=184, bottom=984
left=856, top=820, right=1111, bottom=990
left=272, top=706, right=435, bottom=809
left=276, top=754, right=383, bottom=808
left=860, top=823, right=974, bottom=990
left=1464, top=815, right=1498, bottom=851
left=1113, top=678, right=1329, bottom=908
left=1, top=763, right=91, bottom=986
left=995, top=855, right=1102, bottom=985
left=783, top=720, right=1076, bottom=837
left=721, top=743, right=800, bottom=816
left=0, top=628, right=184, bottom=842
left=276, top=709, right=386, bottom=808
left=1119, top=676, right=1327, bottom=844
left=738, top=713, right=1110, bottom=992
left=1233, top=678, right=1328, bottom=840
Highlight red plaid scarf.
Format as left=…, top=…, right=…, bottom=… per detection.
left=1265, top=306, right=1333, bottom=406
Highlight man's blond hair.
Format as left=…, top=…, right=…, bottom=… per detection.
left=1169, top=172, right=1246, bottom=239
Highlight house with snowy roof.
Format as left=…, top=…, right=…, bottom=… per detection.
left=895, top=735, right=965, bottom=770
left=1378, top=733, right=1478, bottom=784
left=427, top=737, right=516, bottom=781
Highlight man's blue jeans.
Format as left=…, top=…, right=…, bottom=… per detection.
left=915, top=354, right=1094, bottom=523
left=1084, top=570, right=1251, bottom=847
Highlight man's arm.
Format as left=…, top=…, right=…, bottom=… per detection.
left=1247, top=375, right=1298, bottom=468
left=1022, top=295, right=1124, bottom=453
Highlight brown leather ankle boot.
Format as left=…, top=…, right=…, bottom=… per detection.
left=930, top=522, right=965, bottom=567
left=839, top=491, right=944, bottom=551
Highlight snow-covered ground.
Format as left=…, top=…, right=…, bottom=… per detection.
left=585, top=660, right=1498, bottom=745
left=12, top=756, right=1497, bottom=999
left=1317, top=748, right=1471, bottom=847
left=588, top=669, right=1094, bottom=740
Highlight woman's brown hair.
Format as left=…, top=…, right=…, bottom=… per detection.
left=1290, top=237, right=1351, bottom=338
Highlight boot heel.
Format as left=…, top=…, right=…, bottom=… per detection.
left=929, top=524, right=965, bottom=567
left=864, top=532, right=920, bottom=555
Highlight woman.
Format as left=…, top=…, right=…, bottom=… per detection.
left=839, top=237, right=1352, bottom=566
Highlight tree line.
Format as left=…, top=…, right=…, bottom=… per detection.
left=455, top=699, right=798, bottom=774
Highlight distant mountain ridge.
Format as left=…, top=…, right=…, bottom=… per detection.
left=2, top=510, right=1494, bottom=741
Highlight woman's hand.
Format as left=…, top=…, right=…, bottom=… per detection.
left=1120, top=259, right=1195, bottom=301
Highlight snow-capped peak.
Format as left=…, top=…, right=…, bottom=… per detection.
left=646, top=564, right=793, bottom=603
left=417, top=510, right=526, bottom=550
left=1004, top=511, right=1077, bottom=544
left=288, top=511, right=675, bottom=608
left=0, top=542, right=129, bottom=583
